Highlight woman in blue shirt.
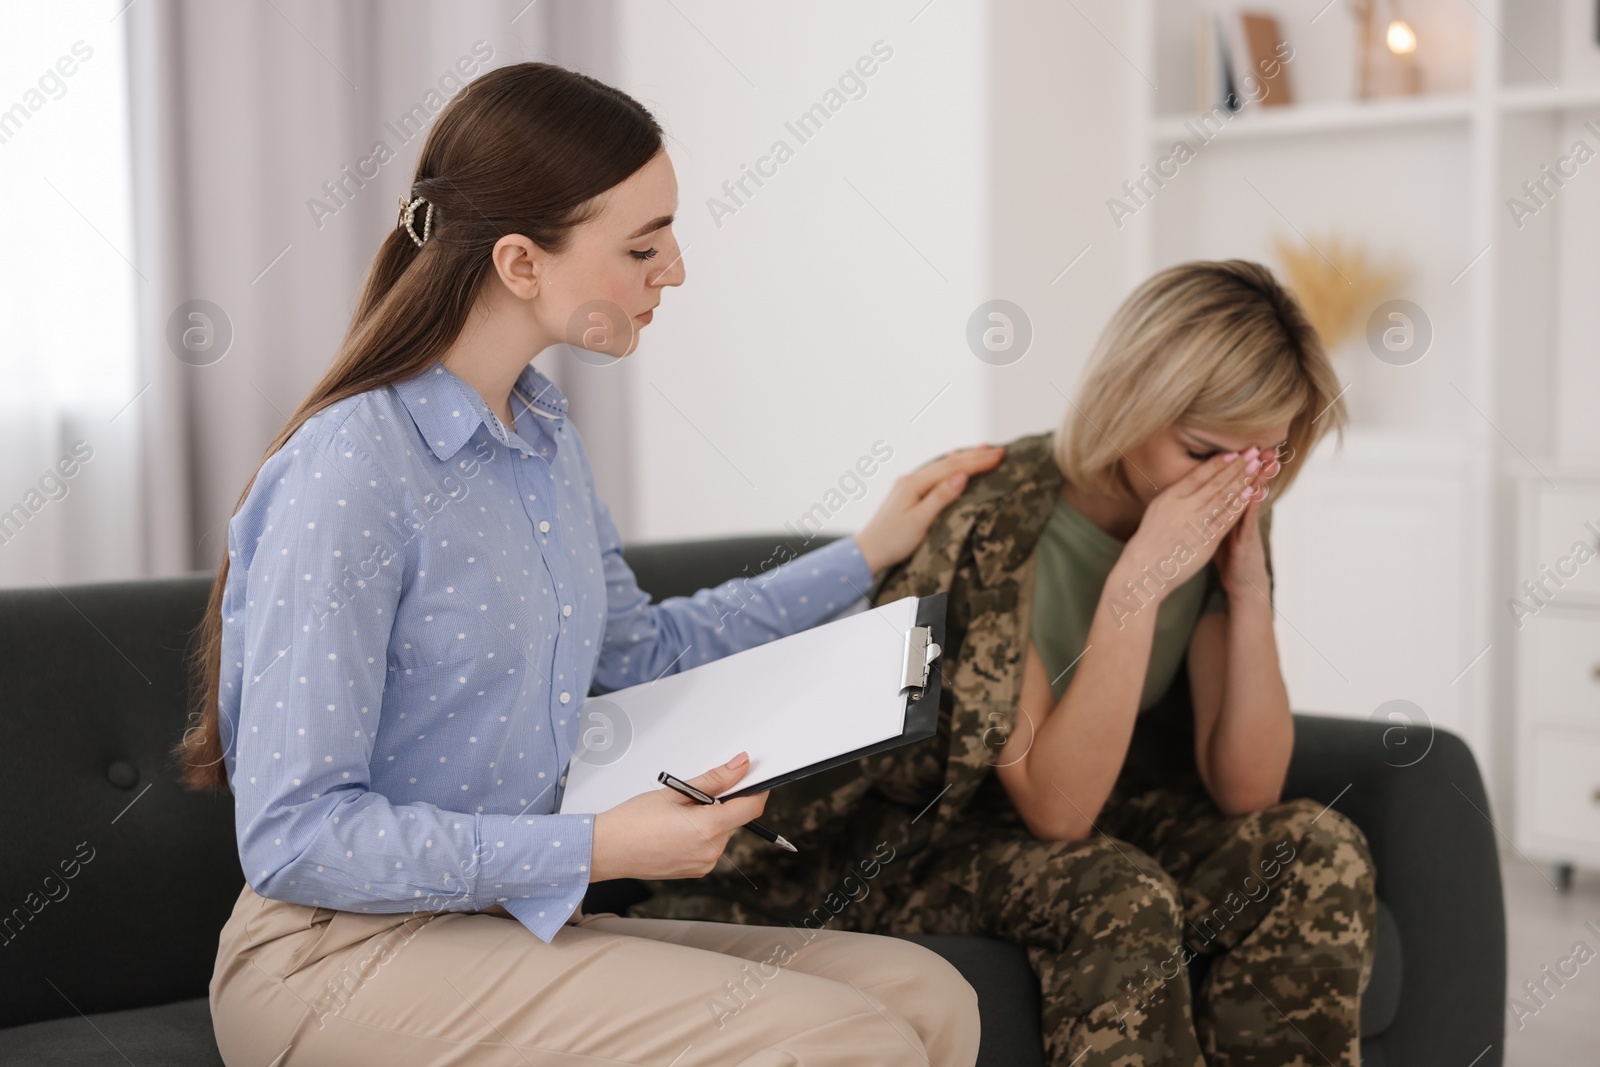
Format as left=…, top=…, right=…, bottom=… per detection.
left=178, top=62, right=995, bottom=1066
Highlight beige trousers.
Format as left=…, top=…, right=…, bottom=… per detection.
left=210, top=882, right=981, bottom=1066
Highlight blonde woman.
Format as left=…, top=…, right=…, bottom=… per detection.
left=633, top=260, right=1378, bottom=1067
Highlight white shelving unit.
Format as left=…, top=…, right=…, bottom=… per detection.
left=1512, top=469, right=1600, bottom=877
left=1499, top=82, right=1600, bottom=112
left=1148, top=92, right=1475, bottom=142
left=1122, top=0, right=1600, bottom=842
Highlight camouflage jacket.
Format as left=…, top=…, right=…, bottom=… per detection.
left=630, top=429, right=1274, bottom=929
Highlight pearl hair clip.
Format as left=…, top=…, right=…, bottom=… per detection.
left=397, top=194, right=434, bottom=247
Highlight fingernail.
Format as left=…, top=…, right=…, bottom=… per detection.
left=1246, top=457, right=1261, bottom=474
left=949, top=472, right=967, bottom=487
left=1220, top=451, right=1239, bottom=461
left=1244, top=446, right=1260, bottom=460
left=726, top=752, right=747, bottom=768
left=1239, top=485, right=1255, bottom=500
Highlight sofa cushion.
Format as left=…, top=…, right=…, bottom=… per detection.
left=0, top=996, right=223, bottom=1067
left=902, top=934, right=1045, bottom=1066
left=0, top=576, right=241, bottom=1030
left=1363, top=898, right=1403, bottom=1037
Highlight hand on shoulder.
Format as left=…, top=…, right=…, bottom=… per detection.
left=853, top=445, right=1005, bottom=573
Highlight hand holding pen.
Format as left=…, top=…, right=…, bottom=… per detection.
left=589, top=752, right=782, bottom=881
left=659, top=767, right=797, bottom=853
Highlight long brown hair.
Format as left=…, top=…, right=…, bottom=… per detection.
left=171, top=63, right=663, bottom=793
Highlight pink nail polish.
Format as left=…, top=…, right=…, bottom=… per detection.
left=1246, top=457, right=1261, bottom=473
left=1221, top=451, right=1239, bottom=461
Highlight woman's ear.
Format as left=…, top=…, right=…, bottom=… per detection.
left=489, top=233, right=545, bottom=301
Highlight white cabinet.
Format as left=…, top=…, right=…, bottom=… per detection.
left=1529, top=491, right=1600, bottom=603
left=1526, top=727, right=1600, bottom=848
left=1269, top=429, right=1489, bottom=767
left=1514, top=475, right=1600, bottom=869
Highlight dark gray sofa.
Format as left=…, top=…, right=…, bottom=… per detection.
left=0, top=534, right=1506, bottom=1065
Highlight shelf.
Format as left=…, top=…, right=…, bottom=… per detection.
left=1149, top=84, right=1600, bottom=142
left=1151, top=93, right=1475, bottom=143
left=1499, top=83, right=1600, bottom=113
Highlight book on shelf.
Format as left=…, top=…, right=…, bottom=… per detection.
left=1196, top=7, right=1294, bottom=114
left=1195, top=13, right=1237, bottom=114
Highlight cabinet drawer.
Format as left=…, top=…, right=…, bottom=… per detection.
left=1528, top=725, right=1600, bottom=848
left=1533, top=488, right=1600, bottom=602
left=1522, top=615, right=1600, bottom=728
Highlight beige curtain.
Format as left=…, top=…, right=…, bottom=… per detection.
left=121, top=0, right=633, bottom=583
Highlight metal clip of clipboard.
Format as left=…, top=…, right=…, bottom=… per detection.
left=900, top=625, right=941, bottom=700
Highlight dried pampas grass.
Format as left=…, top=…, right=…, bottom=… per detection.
left=1271, top=232, right=1407, bottom=353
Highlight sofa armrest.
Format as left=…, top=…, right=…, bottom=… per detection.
left=1284, top=713, right=1505, bottom=1067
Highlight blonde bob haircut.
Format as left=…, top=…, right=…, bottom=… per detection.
left=1054, top=259, right=1347, bottom=505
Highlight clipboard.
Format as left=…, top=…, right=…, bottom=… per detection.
left=719, top=592, right=947, bottom=798
left=556, top=593, right=948, bottom=814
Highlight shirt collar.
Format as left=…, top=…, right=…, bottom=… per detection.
left=394, top=358, right=569, bottom=462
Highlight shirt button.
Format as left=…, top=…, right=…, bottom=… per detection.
left=559, top=692, right=571, bottom=704
left=538, top=520, right=551, bottom=533
left=561, top=604, right=572, bottom=617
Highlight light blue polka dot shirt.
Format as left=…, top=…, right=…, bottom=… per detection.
left=218, top=357, right=874, bottom=942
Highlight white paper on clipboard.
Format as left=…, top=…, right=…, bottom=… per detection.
left=557, top=596, right=920, bottom=815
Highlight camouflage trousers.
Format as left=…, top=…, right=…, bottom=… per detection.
left=874, top=783, right=1377, bottom=1067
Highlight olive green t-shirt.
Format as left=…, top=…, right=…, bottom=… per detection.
left=1031, top=493, right=1229, bottom=710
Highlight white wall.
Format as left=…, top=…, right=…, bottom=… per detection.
left=984, top=0, right=1142, bottom=442
left=608, top=0, right=1141, bottom=543
left=611, top=1, right=990, bottom=543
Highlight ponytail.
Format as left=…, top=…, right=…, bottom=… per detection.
left=172, top=63, right=663, bottom=791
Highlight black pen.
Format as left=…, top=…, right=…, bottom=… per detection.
left=657, top=770, right=797, bottom=852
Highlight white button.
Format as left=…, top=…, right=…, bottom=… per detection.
left=559, top=691, right=571, bottom=704
left=561, top=604, right=572, bottom=617
left=538, top=520, right=550, bottom=533
left=559, top=775, right=567, bottom=786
